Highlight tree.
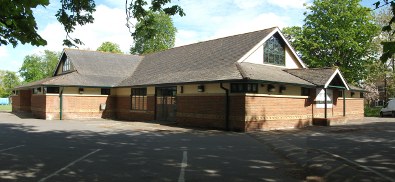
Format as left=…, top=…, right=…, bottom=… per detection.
left=19, top=50, right=60, bottom=83
left=130, top=11, right=176, bottom=54
left=372, top=6, right=395, bottom=70
left=373, top=0, right=395, bottom=62
left=0, top=0, right=184, bottom=48
left=282, top=26, right=304, bottom=58
left=97, top=42, right=122, bottom=53
left=0, top=71, right=20, bottom=97
left=283, top=0, right=380, bottom=84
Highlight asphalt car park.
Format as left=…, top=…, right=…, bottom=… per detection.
left=263, top=117, right=395, bottom=181
left=0, top=112, right=300, bottom=182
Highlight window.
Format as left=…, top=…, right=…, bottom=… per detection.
left=101, top=88, right=111, bottom=95
left=230, top=83, right=258, bottom=93
left=33, top=87, right=41, bottom=94
left=131, top=88, right=147, bottom=110
left=46, top=87, right=59, bottom=94
left=301, top=87, right=310, bottom=96
left=338, top=90, right=343, bottom=97
left=264, top=34, right=285, bottom=66
left=62, top=58, right=71, bottom=72
left=360, top=92, right=364, bottom=98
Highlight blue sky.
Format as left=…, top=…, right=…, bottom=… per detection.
left=0, top=0, right=377, bottom=73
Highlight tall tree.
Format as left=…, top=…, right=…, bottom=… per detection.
left=283, top=0, right=379, bottom=84
left=373, top=6, right=395, bottom=71
left=19, top=50, right=60, bottom=83
left=130, top=11, right=176, bottom=54
left=0, top=0, right=184, bottom=48
left=0, top=71, right=20, bottom=97
left=97, top=42, right=122, bottom=53
left=373, top=1, right=395, bottom=62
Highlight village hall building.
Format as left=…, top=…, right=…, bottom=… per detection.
left=12, top=27, right=364, bottom=131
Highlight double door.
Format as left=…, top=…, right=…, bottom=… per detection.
left=156, top=87, right=177, bottom=121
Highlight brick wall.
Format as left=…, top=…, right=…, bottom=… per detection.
left=60, top=96, right=110, bottom=119
left=115, top=96, right=155, bottom=121
left=244, top=95, right=313, bottom=131
left=31, top=95, right=46, bottom=119
left=11, top=95, right=20, bottom=112
left=45, top=95, right=60, bottom=120
left=177, top=95, right=246, bottom=131
left=12, top=90, right=32, bottom=112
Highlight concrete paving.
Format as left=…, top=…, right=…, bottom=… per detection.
left=0, top=112, right=302, bottom=181
left=249, top=117, right=395, bottom=182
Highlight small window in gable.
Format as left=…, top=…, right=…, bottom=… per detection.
left=264, top=34, right=285, bottom=66
left=62, top=58, right=71, bottom=72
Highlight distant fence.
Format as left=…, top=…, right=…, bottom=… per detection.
left=0, top=98, right=10, bottom=105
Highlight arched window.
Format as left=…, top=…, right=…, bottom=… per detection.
left=264, top=34, right=285, bottom=66
left=62, top=58, right=70, bottom=72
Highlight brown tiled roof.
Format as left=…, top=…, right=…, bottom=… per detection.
left=16, top=72, right=126, bottom=89
left=64, top=49, right=143, bottom=77
left=17, top=27, right=362, bottom=91
left=118, top=27, right=276, bottom=86
left=17, top=49, right=143, bottom=89
left=284, top=68, right=337, bottom=86
left=237, top=63, right=314, bottom=86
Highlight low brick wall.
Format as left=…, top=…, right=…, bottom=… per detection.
left=176, top=95, right=246, bottom=131
left=244, top=95, right=313, bottom=131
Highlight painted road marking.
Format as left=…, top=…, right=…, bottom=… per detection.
left=0, top=145, right=24, bottom=152
left=178, top=151, right=188, bottom=182
left=317, top=149, right=395, bottom=182
left=38, top=149, right=102, bottom=182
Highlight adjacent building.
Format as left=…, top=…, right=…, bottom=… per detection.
left=12, top=27, right=364, bottom=131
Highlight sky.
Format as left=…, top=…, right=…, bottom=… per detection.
left=0, top=0, right=377, bottom=73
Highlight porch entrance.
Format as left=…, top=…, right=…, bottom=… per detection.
left=155, top=87, right=177, bottom=121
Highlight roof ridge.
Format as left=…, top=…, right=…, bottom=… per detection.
left=148, top=27, right=278, bottom=55
left=64, top=48, right=143, bottom=57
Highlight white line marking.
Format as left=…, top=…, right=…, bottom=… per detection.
left=178, top=151, right=188, bottom=182
left=0, top=145, right=24, bottom=152
left=38, top=149, right=102, bottom=182
left=317, top=149, right=395, bottom=182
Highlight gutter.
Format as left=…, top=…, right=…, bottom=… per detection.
left=220, top=83, right=230, bottom=131
left=59, top=87, right=64, bottom=120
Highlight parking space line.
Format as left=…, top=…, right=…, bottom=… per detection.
left=0, top=145, right=24, bottom=152
left=316, top=149, right=395, bottom=182
left=178, top=151, right=188, bottom=182
left=38, top=149, right=102, bottom=182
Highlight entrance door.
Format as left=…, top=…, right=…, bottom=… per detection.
left=156, top=87, right=177, bottom=121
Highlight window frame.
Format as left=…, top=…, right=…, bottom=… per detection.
left=46, top=87, right=60, bottom=94
left=131, top=88, right=147, bottom=111
left=263, top=34, right=286, bottom=66
left=101, top=88, right=111, bottom=95
left=230, top=83, right=258, bottom=93
left=62, top=58, right=71, bottom=72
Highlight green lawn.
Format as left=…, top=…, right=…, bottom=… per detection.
left=0, top=105, right=12, bottom=112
